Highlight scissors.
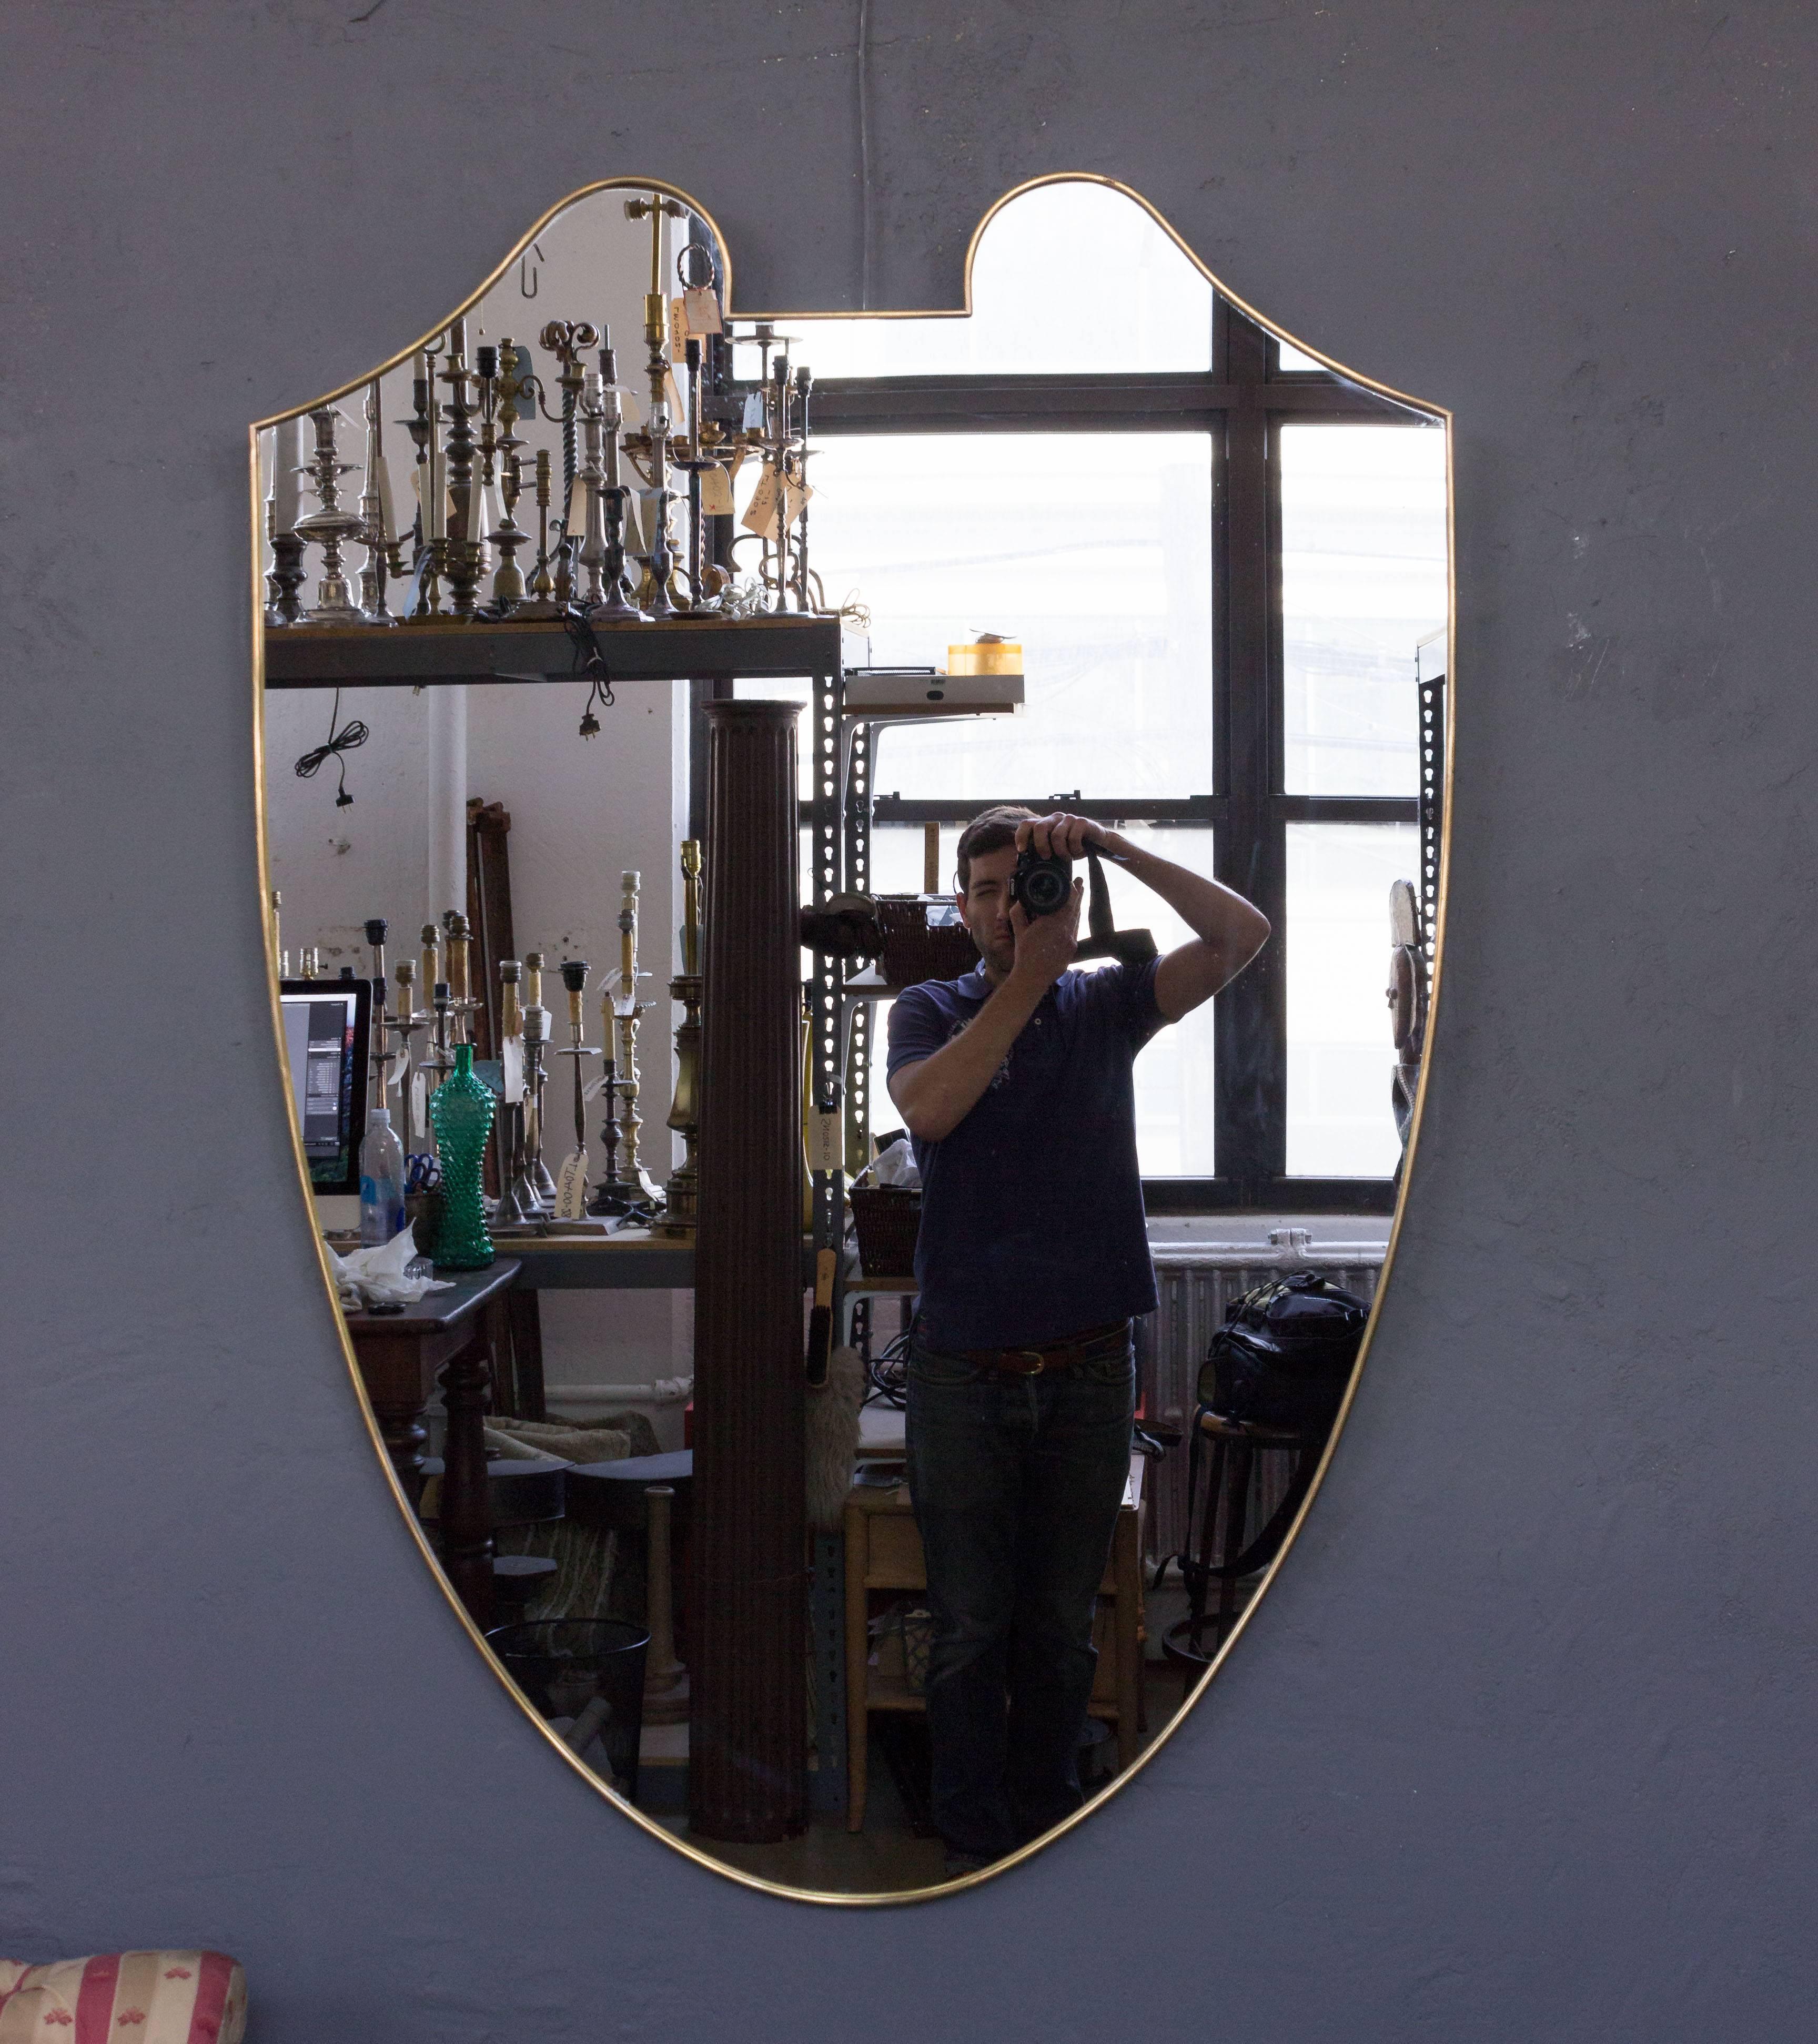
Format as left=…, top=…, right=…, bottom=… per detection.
left=406, top=1153, right=442, bottom=1195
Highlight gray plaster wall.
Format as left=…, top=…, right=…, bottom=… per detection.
left=3, top=3, right=1813, bottom=2038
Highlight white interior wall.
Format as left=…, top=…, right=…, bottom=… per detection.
left=264, top=190, right=700, bottom=1427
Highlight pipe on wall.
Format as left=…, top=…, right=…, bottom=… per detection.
left=427, top=684, right=468, bottom=926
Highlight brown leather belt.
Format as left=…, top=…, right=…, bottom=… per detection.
left=960, top=1321, right=1130, bottom=1376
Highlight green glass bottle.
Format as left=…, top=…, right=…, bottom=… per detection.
left=428, top=1043, right=496, bottom=1270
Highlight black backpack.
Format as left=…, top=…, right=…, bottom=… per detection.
left=1197, top=1271, right=1371, bottom=1435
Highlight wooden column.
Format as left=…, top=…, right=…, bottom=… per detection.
left=689, top=699, right=807, bottom=1843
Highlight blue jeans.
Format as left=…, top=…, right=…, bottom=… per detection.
left=904, top=1324, right=1135, bottom=1859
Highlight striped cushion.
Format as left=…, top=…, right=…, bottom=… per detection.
left=0, top=1953, right=244, bottom=2044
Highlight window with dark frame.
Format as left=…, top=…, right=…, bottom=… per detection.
left=711, top=185, right=1447, bottom=1215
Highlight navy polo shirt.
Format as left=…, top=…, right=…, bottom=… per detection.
left=885, top=958, right=1166, bottom=1351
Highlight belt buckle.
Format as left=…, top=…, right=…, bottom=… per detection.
left=1007, top=1349, right=1046, bottom=1376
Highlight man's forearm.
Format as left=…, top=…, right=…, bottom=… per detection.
left=889, top=970, right=1045, bottom=1141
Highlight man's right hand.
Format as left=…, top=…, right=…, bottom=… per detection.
left=1008, top=879, right=1084, bottom=990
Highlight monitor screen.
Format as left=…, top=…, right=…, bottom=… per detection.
left=279, top=978, right=372, bottom=1196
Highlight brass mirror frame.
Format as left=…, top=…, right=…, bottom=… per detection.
left=251, top=169, right=1455, bottom=1906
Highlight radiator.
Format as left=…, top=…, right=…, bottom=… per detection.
left=1136, top=1232, right=1383, bottom=1572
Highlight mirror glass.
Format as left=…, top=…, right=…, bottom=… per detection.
left=257, top=175, right=1448, bottom=1897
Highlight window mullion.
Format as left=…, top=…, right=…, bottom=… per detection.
left=1214, top=312, right=1285, bottom=1197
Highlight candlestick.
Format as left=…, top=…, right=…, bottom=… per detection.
left=357, top=381, right=399, bottom=626
left=654, top=839, right=703, bottom=1238
left=292, top=404, right=368, bottom=626
left=522, top=952, right=559, bottom=1206
left=492, top=957, right=536, bottom=1226
left=270, top=415, right=305, bottom=537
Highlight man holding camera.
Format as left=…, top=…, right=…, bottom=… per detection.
left=886, top=805, right=1268, bottom=1874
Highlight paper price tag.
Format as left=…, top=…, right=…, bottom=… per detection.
left=807, top=1111, right=845, bottom=1175
left=700, top=464, right=734, bottom=518
left=682, top=285, right=723, bottom=336
left=556, top=1150, right=590, bottom=1219
left=621, top=490, right=648, bottom=554
left=741, top=467, right=781, bottom=535
left=783, top=477, right=813, bottom=527
left=386, top=1048, right=409, bottom=1092
left=669, top=298, right=689, bottom=362
left=501, top=1037, right=525, bottom=1105
left=742, top=391, right=765, bottom=431
left=411, top=1068, right=428, bottom=1131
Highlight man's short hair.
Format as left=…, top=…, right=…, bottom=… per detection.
left=955, top=805, right=1039, bottom=893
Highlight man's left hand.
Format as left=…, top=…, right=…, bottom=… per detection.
left=1015, top=812, right=1122, bottom=862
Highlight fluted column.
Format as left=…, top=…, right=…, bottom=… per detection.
left=689, top=700, right=806, bottom=1842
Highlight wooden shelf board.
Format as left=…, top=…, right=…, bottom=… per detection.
left=263, top=613, right=853, bottom=690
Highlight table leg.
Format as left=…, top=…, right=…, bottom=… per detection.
left=438, top=1330, right=496, bottom=1630
left=506, top=1286, right=547, bottom=1421
left=369, top=1401, right=430, bottom=1508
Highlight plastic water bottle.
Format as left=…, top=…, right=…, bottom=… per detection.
left=359, top=1107, right=407, bottom=1247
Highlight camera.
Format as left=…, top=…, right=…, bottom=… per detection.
left=1011, top=845, right=1073, bottom=918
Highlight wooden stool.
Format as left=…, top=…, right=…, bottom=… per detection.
left=563, top=1450, right=693, bottom=1535
left=1163, top=1408, right=1322, bottom=1675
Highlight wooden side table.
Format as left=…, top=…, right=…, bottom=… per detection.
left=842, top=1457, right=1145, bottom=1833
left=342, top=1259, right=521, bottom=1631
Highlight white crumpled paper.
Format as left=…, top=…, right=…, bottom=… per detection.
left=328, top=1226, right=454, bottom=1310
left=874, top=1140, right=921, bottom=1190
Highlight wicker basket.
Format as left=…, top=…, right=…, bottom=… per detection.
left=849, top=1185, right=923, bottom=1278
left=875, top=895, right=975, bottom=988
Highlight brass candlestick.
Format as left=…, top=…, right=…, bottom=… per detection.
left=487, top=338, right=529, bottom=611
left=441, top=908, right=479, bottom=1046
left=624, top=192, right=686, bottom=619
left=511, top=447, right=563, bottom=619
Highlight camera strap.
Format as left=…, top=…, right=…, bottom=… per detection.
left=1073, top=844, right=1158, bottom=967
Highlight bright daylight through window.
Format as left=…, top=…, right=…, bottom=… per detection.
left=735, top=179, right=1447, bottom=1203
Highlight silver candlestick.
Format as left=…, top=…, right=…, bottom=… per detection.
left=357, top=380, right=399, bottom=625
left=514, top=1003, right=552, bottom=1217
left=521, top=953, right=560, bottom=1207
left=292, top=405, right=369, bottom=626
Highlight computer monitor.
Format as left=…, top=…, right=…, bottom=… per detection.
left=279, top=978, right=372, bottom=1197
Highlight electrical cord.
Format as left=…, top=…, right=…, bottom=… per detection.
left=563, top=604, right=615, bottom=737
left=866, top=1321, right=911, bottom=1409
left=293, top=687, right=368, bottom=807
